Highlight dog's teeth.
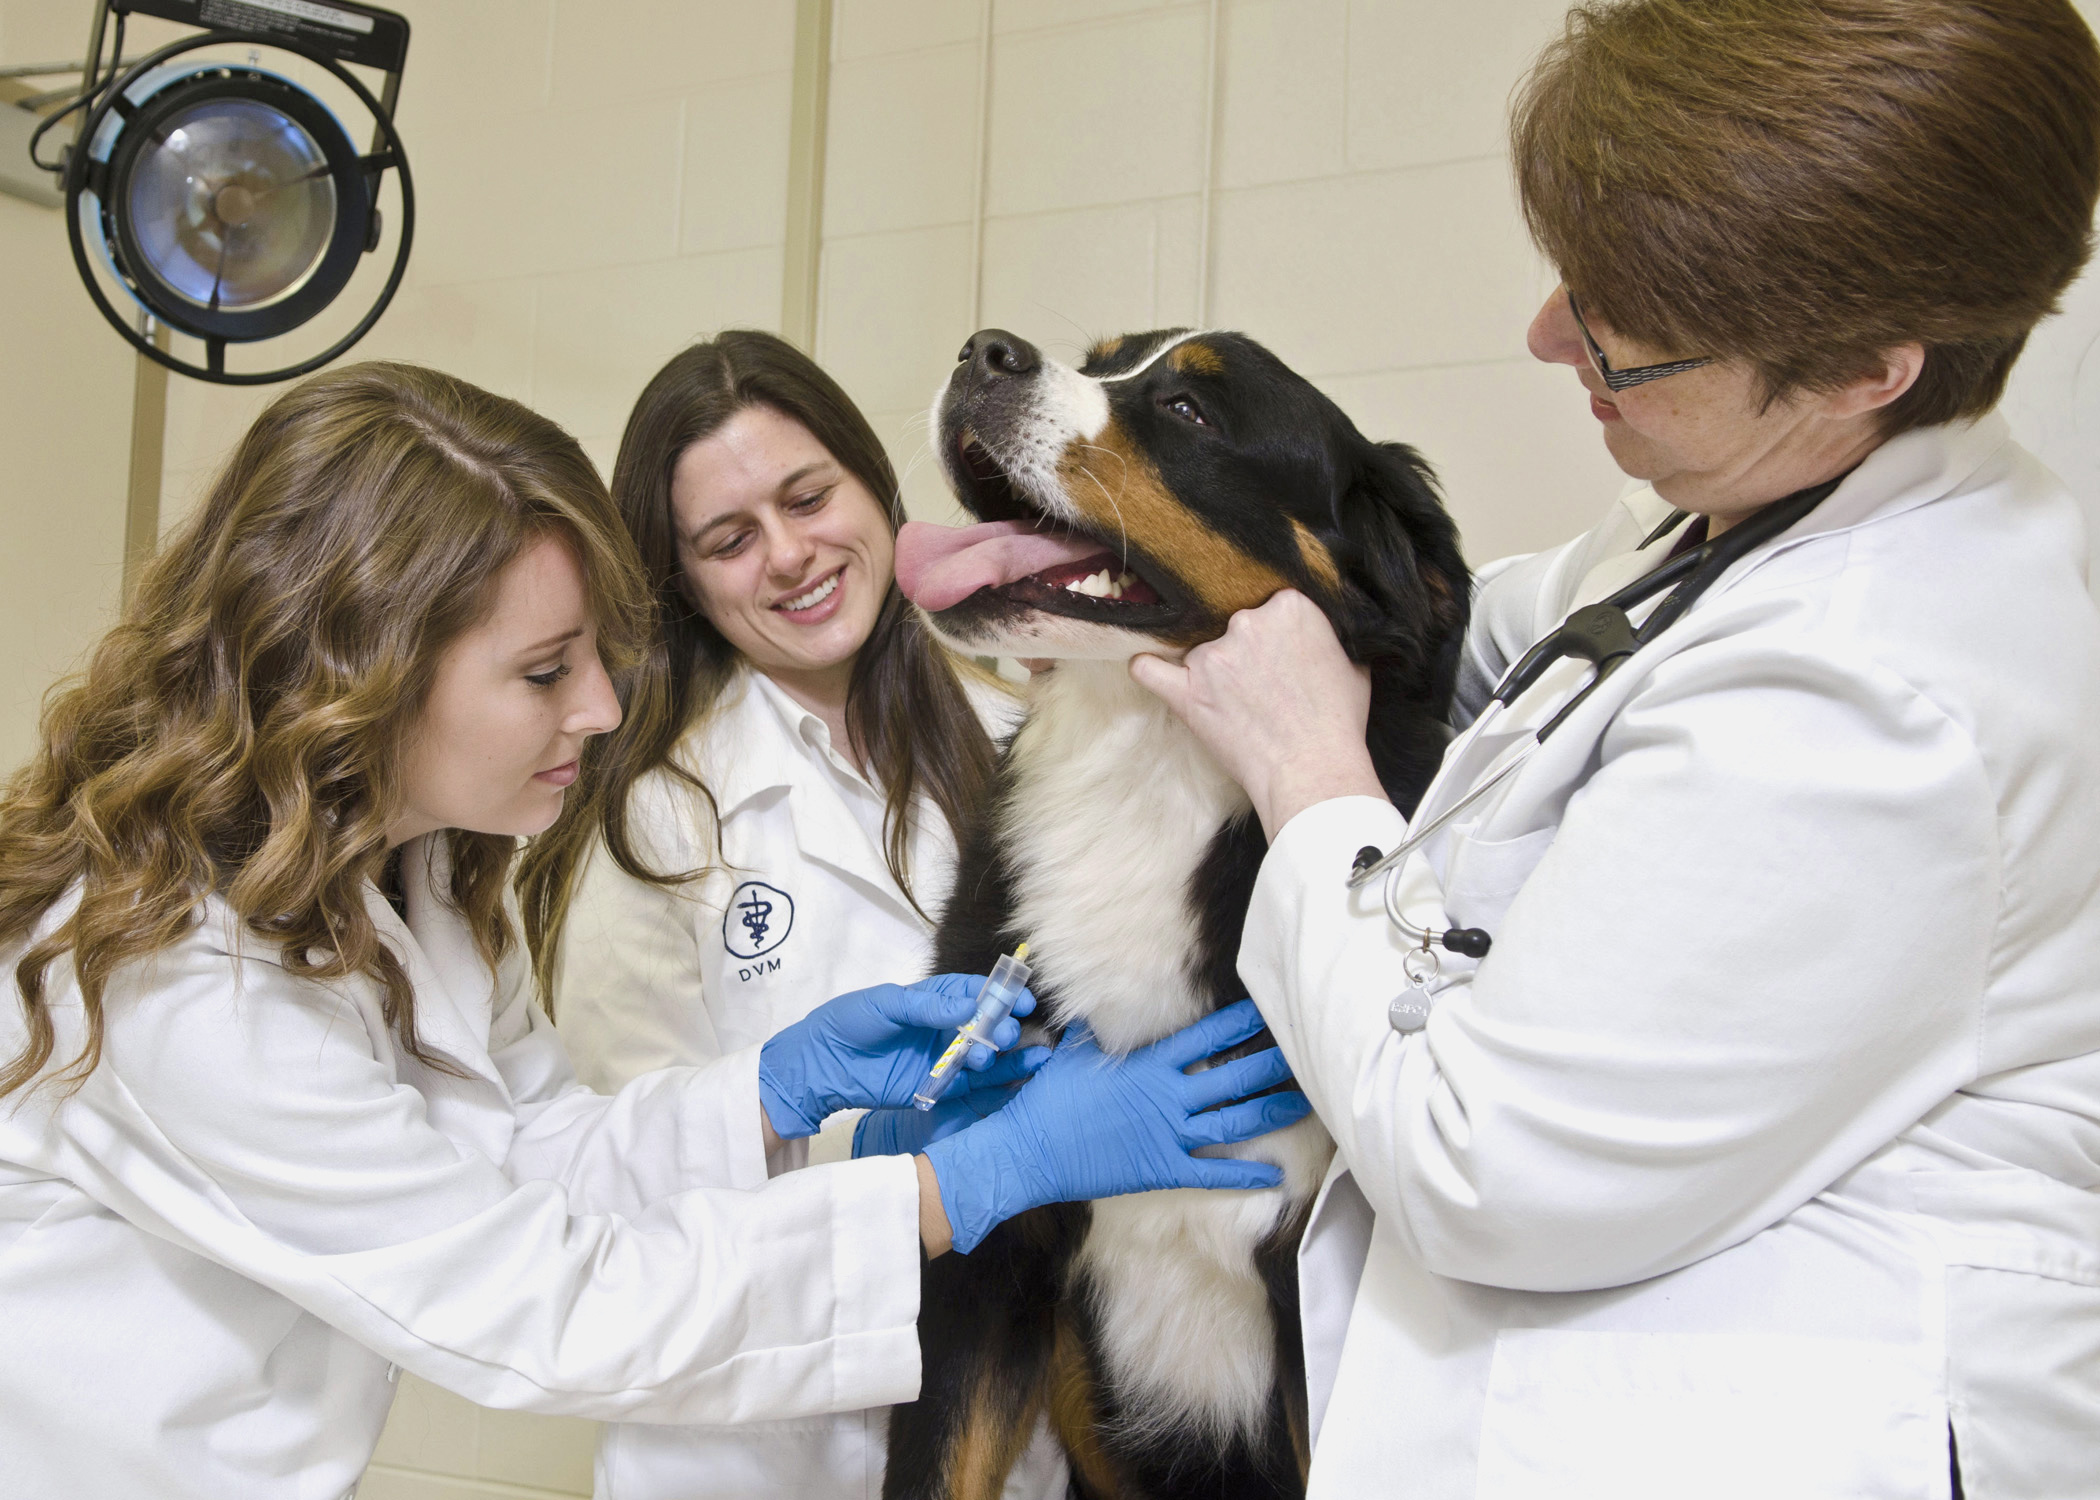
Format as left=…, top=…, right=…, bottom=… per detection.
left=1107, top=577, right=1124, bottom=598
left=1067, top=570, right=1114, bottom=597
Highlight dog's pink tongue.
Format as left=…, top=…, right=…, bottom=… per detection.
left=895, top=520, right=1108, bottom=612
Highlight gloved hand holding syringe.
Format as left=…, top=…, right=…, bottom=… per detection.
left=913, top=944, right=1032, bottom=1110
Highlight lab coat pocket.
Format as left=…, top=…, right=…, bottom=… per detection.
left=1440, top=824, right=1558, bottom=935
left=1475, top=1329, right=1946, bottom=1500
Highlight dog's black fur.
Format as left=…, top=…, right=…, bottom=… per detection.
left=887, top=328, right=1469, bottom=1500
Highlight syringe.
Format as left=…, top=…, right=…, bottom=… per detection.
left=912, top=943, right=1032, bottom=1111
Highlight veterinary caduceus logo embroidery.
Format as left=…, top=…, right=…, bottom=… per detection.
left=723, top=881, right=794, bottom=973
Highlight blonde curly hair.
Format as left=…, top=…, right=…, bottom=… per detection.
left=0, top=362, right=649, bottom=1098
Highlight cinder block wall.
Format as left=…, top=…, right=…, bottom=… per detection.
left=816, top=0, right=1626, bottom=566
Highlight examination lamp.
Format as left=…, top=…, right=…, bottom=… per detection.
left=42, top=0, right=413, bottom=385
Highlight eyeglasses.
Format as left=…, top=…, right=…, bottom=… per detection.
left=1566, top=290, right=1713, bottom=391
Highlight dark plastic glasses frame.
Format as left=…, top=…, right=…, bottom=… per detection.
left=1567, top=291, right=1713, bottom=391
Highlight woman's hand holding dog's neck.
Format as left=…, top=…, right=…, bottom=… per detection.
left=1129, top=590, right=1388, bottom=841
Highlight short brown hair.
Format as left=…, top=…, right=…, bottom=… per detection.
left=0, top=363, right=649, bottom=1098
left=1513, top=0, right=2100, bottom=433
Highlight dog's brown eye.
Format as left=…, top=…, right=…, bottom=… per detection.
left=1166, top=397, right=1208, bottom=426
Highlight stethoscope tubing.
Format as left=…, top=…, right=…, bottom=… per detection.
left=1347, top=473, right=1850, bottom=940
left=1358, top=699, right=1529, bottom=886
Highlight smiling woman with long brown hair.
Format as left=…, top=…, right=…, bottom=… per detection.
left=0, top=360, right=1309, bottom=1500
left=512, top=330, right=1069, bottom=1498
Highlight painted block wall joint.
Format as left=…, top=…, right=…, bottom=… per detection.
left=782, top=0, right=834, bottom=352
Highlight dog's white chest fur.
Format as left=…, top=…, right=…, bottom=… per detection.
left=1001, top=663, right=1244, bottom=1052
left=1001, top=661, right=1333, bottom=1443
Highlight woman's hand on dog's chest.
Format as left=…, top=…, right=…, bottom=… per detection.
left=1130, top=589, right=1386, bottom=840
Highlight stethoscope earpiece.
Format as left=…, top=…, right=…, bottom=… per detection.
left=1354, top=843, right=1495, bottom=959
left=1441, top=927, right=1493, bottom=958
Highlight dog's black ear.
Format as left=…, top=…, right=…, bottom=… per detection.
left=1328, top=440, right=1470, bottom=702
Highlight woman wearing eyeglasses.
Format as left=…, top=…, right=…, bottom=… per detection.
left=1133, top=2, right=2100, bottom=1496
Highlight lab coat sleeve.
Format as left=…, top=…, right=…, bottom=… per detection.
left=1242, top=638, right=1996, bottom=1293
left=492, top=953, right=776, bottom=1214
left=50, top=942, right=925, bottom=1424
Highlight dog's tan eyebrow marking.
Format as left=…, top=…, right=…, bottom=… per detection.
left=1291, top=517, right=1341, bottom=595
left=1087, top=336, right=1125, bottom=364
left=1168, top=341, right=1224, bottom=376
left=1057, top=418, right=1291, bottom=640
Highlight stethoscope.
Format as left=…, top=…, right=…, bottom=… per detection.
left=1346, top=472, right=1846, bottom=1029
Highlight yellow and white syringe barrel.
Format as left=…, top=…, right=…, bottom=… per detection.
left=912, top=943, right=1032, bottom=1111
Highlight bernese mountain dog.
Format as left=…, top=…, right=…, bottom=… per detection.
left=888, top=326, right=1469, bottom=1500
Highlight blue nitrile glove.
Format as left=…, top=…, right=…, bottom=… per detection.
left=852, top=1048, right=1051, bottom=1158
left=922, top=998, right=1313, bottom=1253
left=757, top=973, right=1040, bottom=1139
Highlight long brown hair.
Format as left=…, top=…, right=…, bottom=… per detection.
left=517, top=331, right=1000, bottom=996
left=0, top=362, right=649, bottom=1099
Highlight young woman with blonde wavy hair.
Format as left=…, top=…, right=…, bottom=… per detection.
left=0, top=362, right=1308, bottom=1500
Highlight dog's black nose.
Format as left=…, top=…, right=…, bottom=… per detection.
left=957, top=329, right=1040, bottom=379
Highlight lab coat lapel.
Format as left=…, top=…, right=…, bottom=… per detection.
left=1300, top=1156, right=1376, bottom=1451
left=1568, top=485, right=1686, bottom=609
left=373, top=836, right=516, bottom=1162
left=722, top=671, right=925, bottom=925
left=784, top=783, right=919, bottom=920
left=181, top=854, right=516, bottom=1162
left=1404, top=492, right=1680, bottom=843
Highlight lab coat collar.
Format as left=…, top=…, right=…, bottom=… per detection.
left=702, top=669, right=871, bottom=808
left=1574, top=414, right=2013, bottom=609
left=1482, top=415, right=2021, bottom=843
left=370, top=836, right=518, bottom=1159
left=1791, top=411, right=2012, bottom=543
left=389, top=834, right=501, bottom=1066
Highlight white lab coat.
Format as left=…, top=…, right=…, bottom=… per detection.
left=0, top=833, right=925, bottom=1500
left=1241, top=414, right=2100, bottom=1500
left=557, top=666, right=1063, bottom=1500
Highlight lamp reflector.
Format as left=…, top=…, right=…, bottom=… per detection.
left=125, top=96, right=338, bottom=312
